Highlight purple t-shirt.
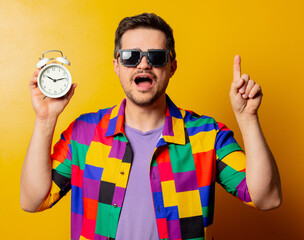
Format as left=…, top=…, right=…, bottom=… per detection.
left=115, top=124, right=164, bottom=240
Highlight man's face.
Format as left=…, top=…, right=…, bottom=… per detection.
left=113, top=28, right=177, bottom=107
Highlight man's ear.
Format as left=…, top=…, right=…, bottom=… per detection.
left=113, top=58, right=120, bottom=77
left=170, top=59, right=177, bottom=78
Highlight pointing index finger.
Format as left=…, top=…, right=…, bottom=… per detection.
left=233, top=55, right=241, bottom=82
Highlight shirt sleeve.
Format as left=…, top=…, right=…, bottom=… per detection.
left=215, top=122, right=256, bottom=208
left=36, top=121, right=75, bottom=212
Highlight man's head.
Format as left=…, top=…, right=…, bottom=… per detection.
left=113, top=13, right=177, bottom=108
left=114, top=13, right=176, bottom=60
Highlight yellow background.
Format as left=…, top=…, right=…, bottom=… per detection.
left=1, top=0, right=303, bottom=239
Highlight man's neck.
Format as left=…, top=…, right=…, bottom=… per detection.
left=124, top=95, right=166, bottom=133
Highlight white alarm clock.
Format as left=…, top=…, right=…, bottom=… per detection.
left=37, top=50, right=72, bottom=99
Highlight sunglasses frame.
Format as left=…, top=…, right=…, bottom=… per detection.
left=117, top=49, right=172, bottom=67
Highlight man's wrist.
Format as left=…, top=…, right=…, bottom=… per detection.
left=34, top=117, right=58, bottom=137
left=234, top=111, right=259, bottom=122
left=35, top=113, right=58, bottom=125
left=234, top=113, right=260, bottom=132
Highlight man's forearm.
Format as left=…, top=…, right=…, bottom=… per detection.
left=236, top=115, right=282, bottom=210
left=20, top=118, right=57, bottom=212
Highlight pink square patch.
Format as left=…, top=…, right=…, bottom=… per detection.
left=158, top=162, right=174, bottom=182
left=71, top=165, right=84, bottom=188
left=80, top=217, right=96, bottom=239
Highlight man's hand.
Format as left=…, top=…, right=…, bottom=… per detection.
left=230, top=55, right=263, bottom=120
left=30, top=68, right=77, bottom=121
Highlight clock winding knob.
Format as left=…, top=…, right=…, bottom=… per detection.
left=56, top=57, right=70, bottom=66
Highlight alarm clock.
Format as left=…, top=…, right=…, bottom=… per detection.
left=36, top=50, right=72, bottom=99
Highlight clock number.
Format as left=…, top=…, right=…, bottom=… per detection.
left=47, top=70, right=50, bottom=73
left=52, top=67, right=55, bottom=71
left=54, top=90, right=57, bottom=94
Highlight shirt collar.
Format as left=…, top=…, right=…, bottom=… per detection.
left=105, top=95, right=186, bottom=145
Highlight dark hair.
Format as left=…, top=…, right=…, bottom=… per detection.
left=114, top=13, right=176, bottom=60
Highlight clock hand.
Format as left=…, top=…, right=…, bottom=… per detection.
left=55, top=77, right=66, bottom=81
left=46, top=75, right=56, bottom=82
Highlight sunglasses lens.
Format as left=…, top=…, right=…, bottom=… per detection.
left=121, top=50, right=140, bottom=66
left=149, top=51, right=167, bottom=66
left=119, top=50, right=169, bottom=67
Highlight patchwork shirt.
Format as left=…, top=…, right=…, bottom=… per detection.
left=37, top=95, right=255, bottom=240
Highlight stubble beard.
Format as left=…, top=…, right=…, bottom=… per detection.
left=125, top=88, right=165, bottom=107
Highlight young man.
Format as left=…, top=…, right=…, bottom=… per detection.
left=21, top=13, right=281, bottom=240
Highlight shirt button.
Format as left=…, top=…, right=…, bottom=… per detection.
left=120, top=171, right=124, bottom=175
left=113, top=204, right=117, bottom=208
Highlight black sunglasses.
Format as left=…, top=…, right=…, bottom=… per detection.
left=117, top=49, right=172, bottom=67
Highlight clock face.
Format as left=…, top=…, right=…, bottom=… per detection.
left=37, top=63, right=72, bottom=98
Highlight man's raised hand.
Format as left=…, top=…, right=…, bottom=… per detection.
left=29, top=68, right=77, bottom=122
left=230, top=55, right=263, bottom=119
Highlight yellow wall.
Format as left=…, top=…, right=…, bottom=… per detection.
left=1, top=0, right=303, bottom=239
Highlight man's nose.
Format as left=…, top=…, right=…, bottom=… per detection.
left=137, top=56, right=152, bottom=69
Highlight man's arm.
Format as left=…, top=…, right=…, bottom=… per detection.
left=229, top=55, right=282, bottom=210
left=20, top=69, right=76, bottom=212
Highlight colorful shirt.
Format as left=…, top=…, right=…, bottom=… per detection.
left=37, top=95, right=255, bottom=240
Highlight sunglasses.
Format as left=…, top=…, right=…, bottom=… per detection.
left=117, top=49, right=172, bottom=67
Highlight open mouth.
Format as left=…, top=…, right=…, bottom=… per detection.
left=134, top=76, right=153, bottom=88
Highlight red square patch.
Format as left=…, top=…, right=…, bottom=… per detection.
left=193, top=149, right=216, bottom=187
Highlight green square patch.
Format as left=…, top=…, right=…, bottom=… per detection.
left=71, top=140, right=90, bottom=170
left=168, top=143, right=196, bottom=173
left=96, top=203, right=121, bottom=238
left=108, top=205, right=122, bottom=237
left=95, top=203, right=111, bottom=236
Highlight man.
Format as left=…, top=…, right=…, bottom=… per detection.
left=21, top=13, right=282, bottom=240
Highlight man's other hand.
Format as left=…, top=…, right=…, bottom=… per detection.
left=230, top=55, right=263, bottom=120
